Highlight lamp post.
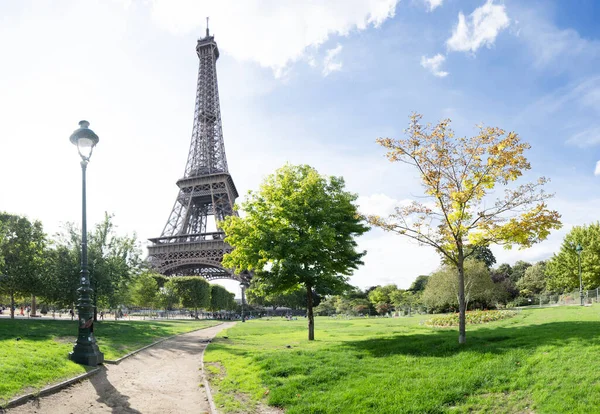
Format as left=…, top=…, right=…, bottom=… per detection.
left=240, top=282, right=248, bottom=322
left=68, top=120, right=104, bottom=366
left=576, top=244, right=584, bottom=306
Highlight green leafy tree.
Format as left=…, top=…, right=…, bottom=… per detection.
left=173, top=277, right=210, bottom=316
left=546, top=223, right=600, bottom=292
left=367, top=284, right=398, bottom=306
left=88, top=213, right=142, bottom=319
left=390, top=289, right=420, bottom=316
left=209, top=284, right=231, bottom=312
left=0, top=213, right=47, bottom=318
left=511, top=260, right=532, bottom=284
left=222, top=164, right=369, bottom=340
left=490, top=265, right=518, bottom=304
left=368, top=114, right=561, bottom=343
left=470, top=245, right=496, bottom=269
left=130, top=271, right=160, bottom=313
left=158, top=279, right=179, bottom=315
left=42, top=244, right=80, bottom=309
left=422, top=260, right=496, bottom=312
left=314, top=296, right=337, bottom=315
left=408, top=275, right=429, bottom=293
left=517, top=261, right=547, bottom=296
left=246, top=280, right=306, bottom=311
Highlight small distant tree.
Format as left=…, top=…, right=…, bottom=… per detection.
left=408, top=275, right=429, bottom=293
left=173, top=277, right=210, bottom=317
left=368, top=114, right=561, bottom=343
left=131, top=271, right=160, bottom=316
left=0, top=213, right=47, bottom=319
left=158, top=280, right=179, bottom=316
left=222, top=164, right=369, bottom=340
left=510, top=260, right=532, bottom=284
left=516, top=261, right=547, bottom=296
left=209, top=284, right=230, bottom=312
left=422, top=260, right=495, bottom=311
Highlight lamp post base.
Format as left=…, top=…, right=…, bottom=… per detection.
left=69, top=342, right=104, bottom=366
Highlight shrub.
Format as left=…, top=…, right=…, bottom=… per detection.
left=425, top=310, right=517, bottom=327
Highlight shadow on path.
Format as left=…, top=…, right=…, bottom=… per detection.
left=89, top=366, right=141, bottom=414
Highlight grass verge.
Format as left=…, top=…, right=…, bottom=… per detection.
left=0, top=318, right=220, bottom=404
left=205, top=306, right=600, bottom=413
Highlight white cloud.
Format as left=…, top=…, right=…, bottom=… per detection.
left=357, top=193, right=405, bottom=216
left=149, top=0, right=399, bottom=76
left=595, top=161, right=600, bottom=176
left=424, top=0, right=443, bottom=12
left=420, top=53, right=448, bottom=77
left=446, top=0, right=509, bottom=53
left=322, top=44, right=343, bottom=76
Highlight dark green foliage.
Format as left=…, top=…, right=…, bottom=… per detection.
left=172, top=277, right=210, bottom=312
left=408, top=275, right=429, bottom=293
left=0, top=213, right=47, bottom=318
left=469, top=245, right=497, bottom=268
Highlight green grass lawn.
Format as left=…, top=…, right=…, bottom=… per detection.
left=0, top=318, right=220, bottom=404
left=204, top=306, right=600, bottom=413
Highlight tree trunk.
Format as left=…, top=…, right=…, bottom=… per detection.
left=31, top=295, right=37, bottom=317
left=10, top=292, right=15, bottom=319
left=458, top=257, right=466, bottom=344
left=306, top=284, right=314, bottom=341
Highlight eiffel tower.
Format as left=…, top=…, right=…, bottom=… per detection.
left=148, top=25, right=250, bottom=287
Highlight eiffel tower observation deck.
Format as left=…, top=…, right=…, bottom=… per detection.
left=148, top=26, right=249, bottom=284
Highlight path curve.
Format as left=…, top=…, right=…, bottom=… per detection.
left=8, top=322, right=236, bottom=414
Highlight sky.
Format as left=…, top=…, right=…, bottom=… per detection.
left=1, top=0, right=600, bottom=297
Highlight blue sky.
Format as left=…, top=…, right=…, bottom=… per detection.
left=1, top=0, right=599, bottom=295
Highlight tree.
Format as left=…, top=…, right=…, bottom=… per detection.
left=490, top=266, right=518, bottom=304
left=209, top=284, right=231, bottom=312
left=158, top=280, right=179, bottom=315
left=470, top=246, right=496, bottom=269
left=422, top=260, right=496, bottom=311
left=517, top=261, right=547, bottom=296
left=511, top=260, right=532, bottom=284
left=172, top=277, right=210, bottom=316
left=130, top=271, right=160, bottom=313
left=408, top=275, right=429, bottom=293
left=88, top=214, right=142, bottom=319
left=367, top=284, right=398, bottom=305
left=0, top=213, right=47, bottom=319
left=222, top=164, right=369, bottom=340
left=246, top=280, right=306, bottom=311
left=546, top=223, right=600, bottom=292
left=368, top=114, right=561, bottom=343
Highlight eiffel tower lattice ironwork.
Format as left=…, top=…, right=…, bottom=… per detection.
left=148, top=27, right=250, bottom=285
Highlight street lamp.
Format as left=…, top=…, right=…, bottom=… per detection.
left=240, top=282, right=249, bottom=322
left=576, top=244, right=584, bottom=306
left=68, top=121, right=104, bottom=366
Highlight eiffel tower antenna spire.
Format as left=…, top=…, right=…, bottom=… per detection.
left=148, top=32, right=250, bottom=286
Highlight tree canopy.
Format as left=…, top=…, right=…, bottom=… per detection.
left=546, top=223, right=600, bottom=292
left=422, top=260, right=496, bottom=311
left=368, top=114, right=561, bottom=343
left=221, top=164, right=369, bottom=340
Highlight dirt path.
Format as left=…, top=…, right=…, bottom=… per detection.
left=8, top=322, right=236, bottom=414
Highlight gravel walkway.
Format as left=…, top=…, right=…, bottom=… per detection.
left=7, top=322, right=236, bottom=414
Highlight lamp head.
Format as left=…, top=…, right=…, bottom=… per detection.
left=69, top=120, right=99, bottom=161
left=576, top=244, right=583, bottom=253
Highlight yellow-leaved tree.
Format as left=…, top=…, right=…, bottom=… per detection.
left=368, top=114, right=562, bottom=344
